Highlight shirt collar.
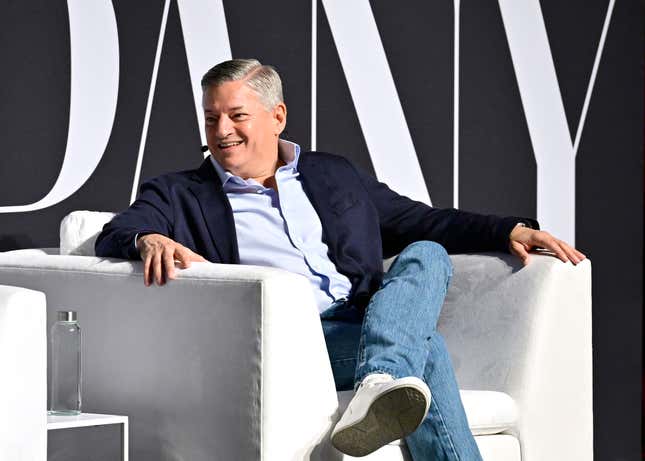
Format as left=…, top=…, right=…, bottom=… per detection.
left=209, top=139, right=301, bottom=186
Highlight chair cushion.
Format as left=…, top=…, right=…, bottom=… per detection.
left=459, top=390, right=518, bottom=435
left=337, top=389, right=517, bottom=439
left=59, top=211, right=115, bottom=256
left=475, top=434, right=521, bottom=461
left=340, top=434, right=521, bottom=461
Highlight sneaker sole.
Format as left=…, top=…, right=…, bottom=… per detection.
left=331, top=385, right=429, bottom=457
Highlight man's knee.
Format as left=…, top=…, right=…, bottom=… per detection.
left=397, top=241, right=452, bottom=279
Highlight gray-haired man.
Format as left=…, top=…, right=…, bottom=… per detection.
left=97, top=58, right=585, bottom=459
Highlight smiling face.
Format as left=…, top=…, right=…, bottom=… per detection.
left=202, top=80, right=286, bottom=180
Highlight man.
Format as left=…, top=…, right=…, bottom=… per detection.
left=96, top=59, right=585, bottom=459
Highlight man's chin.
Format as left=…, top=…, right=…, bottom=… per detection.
left=212, top=154, right=248, bottom=176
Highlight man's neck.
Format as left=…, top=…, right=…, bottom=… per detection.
left=248, top=157, right=285, bottom=188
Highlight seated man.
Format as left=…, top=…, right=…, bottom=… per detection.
left=96, top=58, right=585, bottom=460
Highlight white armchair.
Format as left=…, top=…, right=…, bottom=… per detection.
left=0, top=284, right=47, bottom=460
left=0, top=212, right=593, bottom=460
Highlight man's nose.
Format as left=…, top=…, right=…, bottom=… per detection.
left=215, top=116, right=233, bottom=138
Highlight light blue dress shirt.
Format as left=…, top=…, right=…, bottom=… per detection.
left=209, top=139, right=352, bottom=312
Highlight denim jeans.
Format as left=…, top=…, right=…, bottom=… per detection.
left=321, top=241, right=483, bottom=461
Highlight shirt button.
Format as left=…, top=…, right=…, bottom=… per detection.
left=256, top=189, right=263, bottom=194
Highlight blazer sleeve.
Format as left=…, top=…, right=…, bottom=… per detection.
left=352, top=164, right=539, bottom=257
left=95, top=177, right=175, bottom=260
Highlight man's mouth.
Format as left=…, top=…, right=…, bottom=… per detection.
left=218, top=141, right=243, bottom=149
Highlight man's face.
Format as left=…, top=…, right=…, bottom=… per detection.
left=202, top=80, right=286, bottom=178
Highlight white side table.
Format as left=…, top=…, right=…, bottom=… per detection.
left=47, top=413, right=129, bottom=461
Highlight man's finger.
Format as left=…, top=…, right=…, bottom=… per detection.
left=143, top=252, right=152, bottom=287
left=574, top=248, right=587, bottom=261
left=545, top=239, right=568, bottom=263
left=163, top=248, right=176, bottom=280
left=559, top=240, right=587, bottom=265
left=510, top=241, right=530, bottom=266
left=557, top=240, right=577, bottom=264
left=531, top=232, right=563, bottom=262
left=152, top=251, right=163, bottom=285
left=175, top=248, right=193, bottom=269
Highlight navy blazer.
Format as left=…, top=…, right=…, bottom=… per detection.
left=96, top=152, right=537, bottom=309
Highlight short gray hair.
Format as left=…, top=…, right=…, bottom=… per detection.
left=201, top=59, right=284, bottom=110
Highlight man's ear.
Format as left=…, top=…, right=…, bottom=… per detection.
left=273, top=102, right=287, bottom=135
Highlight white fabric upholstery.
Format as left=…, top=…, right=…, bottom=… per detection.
left=334, top=434, right=521, bottom=461
left=340, top=444, right=411, bottom=461
left=442, top=254, right=593, bottom=461
left=0, top=251, right=339, bottom=460
left=0, top=213, right=593, bottom=460
left=460, top=391, right=518, bottom=436
left=0, top=284, right=47, bottom=460
left=475, top=435, right=521, bottom=461
left=338, top=389, right=518, bottom=439
left=59, top=210, right=115, bottom=255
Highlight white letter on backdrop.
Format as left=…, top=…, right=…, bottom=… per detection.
left=0, top=0, right=119, bottom=213
left=499, top=0, right=614, bottom=244
left=321, top=0, right=432, bottom=205
left=177, top=0, right=232, bottom=143
left=130, top=0, right=231, bottom=202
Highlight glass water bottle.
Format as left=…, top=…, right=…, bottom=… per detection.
left=49, top=311, right=82, bottom=415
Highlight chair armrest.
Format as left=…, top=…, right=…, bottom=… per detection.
left=0, top=284, right=47, bottom=460
left=442, top=252, right=592, bottom=461
left=0, top=253, right=339, bottom=461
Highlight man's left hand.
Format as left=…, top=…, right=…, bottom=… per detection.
left=508, top=225, right=586, bottom=266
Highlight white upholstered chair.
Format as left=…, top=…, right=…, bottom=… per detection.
left=0, top=211, right=593, bottom=460
left=0, top=284, right=47, bottom=460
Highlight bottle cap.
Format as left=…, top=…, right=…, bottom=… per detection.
left=57, top=311, right=77, bottom=322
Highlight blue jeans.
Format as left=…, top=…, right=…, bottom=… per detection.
left=321, top=241, right=482, bottom=461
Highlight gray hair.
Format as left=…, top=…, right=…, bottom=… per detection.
left=201, top=59, right=284, bottom=110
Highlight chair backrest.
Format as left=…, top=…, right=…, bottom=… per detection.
left=61, top=211, right=399, bottom=271
left=59, top=211, right=115, bottom=256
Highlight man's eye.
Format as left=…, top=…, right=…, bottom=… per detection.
left=233, top=113, right=247, bottom=119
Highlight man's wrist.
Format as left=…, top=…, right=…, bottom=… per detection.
left=510, top=222, right=531, bottom=236
left=134, top=232, right=154, bottom=252
left=508, top=222, right=531, bottom=243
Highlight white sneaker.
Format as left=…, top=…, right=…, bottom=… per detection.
left=331, top=373, right=431, bottom=457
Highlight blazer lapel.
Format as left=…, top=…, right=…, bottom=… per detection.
left=188, top=159, right=239, bottom=263
left=297, top=154, right=340, bottom=255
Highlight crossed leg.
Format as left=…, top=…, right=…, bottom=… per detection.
left=322, top=241, right=482, bottom=460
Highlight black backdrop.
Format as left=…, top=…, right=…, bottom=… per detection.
left=0, top=1, right=642, bottom=459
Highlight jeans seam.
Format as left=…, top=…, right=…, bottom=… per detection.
left=356, top=296, right=373, bottom=371
left=429, top=397, right=461, bottom=461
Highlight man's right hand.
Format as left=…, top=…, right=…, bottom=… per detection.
left=136, top=234, right=207, bottom=286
